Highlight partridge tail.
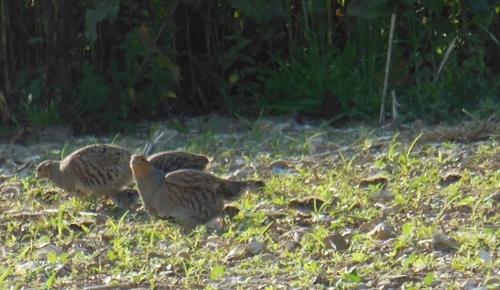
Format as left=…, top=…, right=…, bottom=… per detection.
left=221, top=179, right=265, bottom=201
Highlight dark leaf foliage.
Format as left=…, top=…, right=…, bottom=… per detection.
left=1, top=0, right=500, bottom=134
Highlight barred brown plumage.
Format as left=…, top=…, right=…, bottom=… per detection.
left=36, top=144, right=133, bottom=199
left=36, top=144, right=213, bottom=209
left=148, top=151, right=210, bottom=173
left=130, top=154, right=264, bottom=232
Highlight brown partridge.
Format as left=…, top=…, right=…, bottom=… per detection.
left=36, top=144, right=211, bottom=209
left=110, top=151, right=210, bottom=209
left=130, top=154, right=264, bottom=231
left=36, top=144, right=134, bottom=199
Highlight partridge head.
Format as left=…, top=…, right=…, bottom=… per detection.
left=36, top=160, right=59, bottom=179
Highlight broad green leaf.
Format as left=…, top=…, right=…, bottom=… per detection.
left=470, top=10, right=494, bottom=26
left=157, top=53, right=180, bottom=83
left=347, top=268, right=362, bottom=283
left=84, top=1, right=120, bottom=55
left=469, top=0, right=496, bottom=13
left=424, top=272, right=434, bottom=285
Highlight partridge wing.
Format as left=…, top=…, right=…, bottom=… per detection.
left=149, top=151, right=209, bottom=173
left=164, top=169, right=221, bottom=190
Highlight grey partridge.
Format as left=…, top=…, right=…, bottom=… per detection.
left=148, top=151, right=210, bottom=173
left=36, top=144, right=133, bottom=199
left=36, top=144, right=211, bottom=209
left=130, top=154, right=264, bottom=231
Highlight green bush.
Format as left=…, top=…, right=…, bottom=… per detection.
left=2, top=0, right=500, bottom=133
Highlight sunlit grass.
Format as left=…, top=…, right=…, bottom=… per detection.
left=1, top=118, right=500, bottom=289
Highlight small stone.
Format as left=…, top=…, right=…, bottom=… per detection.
left=446, top=153, right=461, bottom=162
left=359, top=218, right=385, bottom=232
left=489, top=192, right=500, bottom=204
left=225, top=245, right=242, bottom=261
left=68, top=220, right=96, bottom=232
left=462, top=281, right=478, bottom=290
left=245, top=242, right=266, bottom=256
left=478, top=250, right=492, bottom=263
left=16, top=261, right=39, bottom=275
left=355, top=283, right=369, bottom=290
left=260, top=253, right=276, bottom=262
left=0, top=246, right=7, bottom=257
left=371, top=189, right=394, bottom=200
left=295, top=217, right=313, bottom=227
left=283, top=241, right=300, bottom=251
left=368, top=222, right=396, bottom=240
left=102, top=275, right=112, bottom=284
left=148, top=252, right=167, bottom=259
left=98, top=258, right=113, bottom=267
left=324, top=232, right=348, bottom=251
left=36, top=244, right=63, bottom=260
left=432, top=232, right=459, bottom=251
left=485, top=276, right=500, bottom=285
left=382, top=204, right=402, bottom=215
left=0, top=184, right=21, bottom=195
left=359, top=175, right=389, bottom=189
left=177, top=251, right=191, bottom=259
left=70, top=239, right=94, bottom=255
left=439, top=172, right=462, bottom=187
left=269, top=160, right=289, bottom=169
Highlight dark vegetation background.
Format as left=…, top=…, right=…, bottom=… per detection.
left=1, top=0, right=500, bottom=135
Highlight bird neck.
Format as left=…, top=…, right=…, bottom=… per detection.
left=132, top=164, right=151, bottom=179
left=135, top=166, right=165, bottom=191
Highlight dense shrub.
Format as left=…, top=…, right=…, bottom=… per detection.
left=1, top=0, right=499, bottom=133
